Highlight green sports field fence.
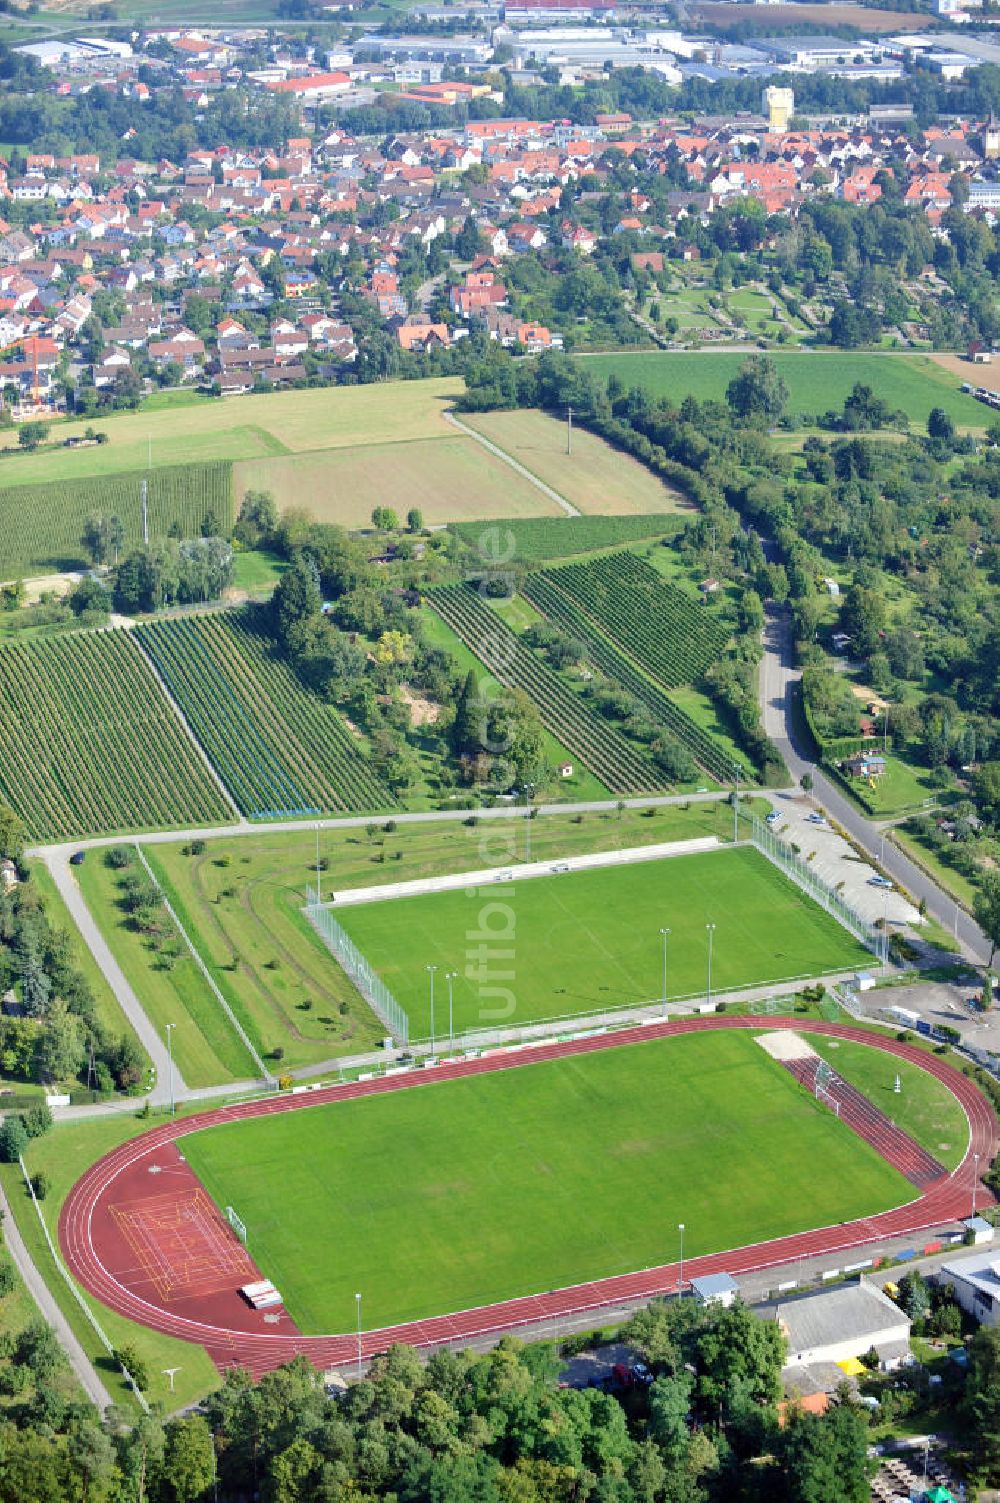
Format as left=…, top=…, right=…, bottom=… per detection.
left=306, top=889, right=410, bottom=1045
left=745, top=811, right=888, bottom=964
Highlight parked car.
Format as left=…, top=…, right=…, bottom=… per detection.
left=867, top=875, right=892, bottom=889
left=69, top=851, right=86, bottom=866
left=765, top=810, right=781, bottom=826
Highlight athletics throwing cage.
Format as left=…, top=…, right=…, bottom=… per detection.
left=305, top=888, right=410, bottom=1045
left=744, top=811, right=888, bottom=965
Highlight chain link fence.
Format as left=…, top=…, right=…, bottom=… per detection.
left=306, top=890, right=410, bottom=1045
left=745, top=811, right=888, bottom=964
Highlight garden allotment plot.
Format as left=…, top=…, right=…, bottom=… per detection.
left=180, top=1029, right=909, bottom=1331
left=331, top=845, right=868, bottom=1040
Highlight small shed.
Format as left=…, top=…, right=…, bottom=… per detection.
left=691, top=1272, right=739, bottom=1308
left=964, top=1216, right=994, bottom=1246
left=558, top=761, right=574, bottom=779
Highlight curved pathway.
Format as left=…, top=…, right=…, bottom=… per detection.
left=60, top=1017, right=996, bottom=1379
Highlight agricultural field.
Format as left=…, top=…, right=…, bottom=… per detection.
left=428, top=584, right=670, bottom=794
left=0, top=378, right=463, bottom=484
left=449, top=513, right=685, bottom=564
left=82, top=806, right=753, bottom=1080
left=521, top=570, right=742, bottom=781
left=0, top=630, right=232, bottom=839
left=810, top=1036, right=969, bottom=1171
left=233, top=435, right=558, bottom=526
left=461, top=409, right=691, bottom=514
left=539, top=552, right=730, bottom=690
left=0, top=461, right=232, bottom=579
left=334, top=844, right=868, bottom=1039
left=181, top=1028, right=907, bottom=1330
left=136, top=609, right=392, bottom=818
left=578, top=352, right=986, bottom=430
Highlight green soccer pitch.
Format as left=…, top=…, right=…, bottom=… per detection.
left=180, top=1030, right=910, bottom=1333
left=330, top=846, right=869, bottom=1040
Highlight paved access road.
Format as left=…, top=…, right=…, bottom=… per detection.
left=760, top=607, right=989, bottom=966
left=0, top=1177, right=112, bottom=1412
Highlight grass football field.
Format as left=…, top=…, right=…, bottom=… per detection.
left=333, top=845, right=868, bottom=1039
left=577, top=352, right=985, bottom=430
left=181, top=1029, right=910, bottom=1331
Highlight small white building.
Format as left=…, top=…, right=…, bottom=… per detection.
left=965, top=1216, right=994, bottom=1247
left=691, top=1272, right=739, bottom=1308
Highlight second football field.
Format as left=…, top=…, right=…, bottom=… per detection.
left=331, top=846, right=869, bottom=1039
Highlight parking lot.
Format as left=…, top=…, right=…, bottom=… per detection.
left=853, top=977, right=999, bottom=1057
left=765, top=792, right=919, bottom=928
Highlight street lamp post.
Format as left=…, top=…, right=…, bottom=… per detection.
left=165, top=1023, right=175, bottom=1116
left=426, top=965, right=437, bottom=1054
left=355, top=1292, right=363, bottom=1378
left=659, top=928, right=670, bottom=1016
left=446, top=971, right=458, bottom=1049
left=524, top=782, right=536, bottom=863
left=705, top=924, right=715, bottom=1009
left=678, top=1222, right=685, bottom=1297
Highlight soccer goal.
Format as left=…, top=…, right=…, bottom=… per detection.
left=226, top=1205, right=248, bottom=1246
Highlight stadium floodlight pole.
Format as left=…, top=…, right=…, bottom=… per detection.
left=426, top=964, right=437, bottom=1054
left=355, top=1292, right=363, bottom=1378
left=705, top=924, right=715, bottom=1009
left=523, top=781, right=536, bottom=864
left=315, top=823, right=322, bottom=906
left=974, top=1151, right=980, bottom=1217
left=659, top=928, right=670, bottom=1015
left=446, top=971, right=458, bottom=1048
left=733, top=765, right=740, bottom=845
left=165, top=1023, right=175, bottom=1116
left=678, top=1222, right=685, bottom=1297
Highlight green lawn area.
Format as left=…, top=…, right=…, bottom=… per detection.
left=576, top=352, right=986, bottom=430
left=334, top=845, right=868, bottom=1040
left=76, top=856, right=259, bottom=1090
left=830, top=755, right=945, bottom=817
left=0, top=378, right=463, bottom=484
left=230, top=548, right=287, bottom=593
left=181, top=1029, right=910, bottom=1332
left=1, top=1113, right=221, bottom=1412
left=810, top=1036, right=969, bottom=1171
left=890, top=826, right=979, bottom=911
left=28, top=861, right=151, bottom=1085
left=143, top=803, right=767, bottom=1075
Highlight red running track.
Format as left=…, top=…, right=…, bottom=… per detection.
left=59, top=1017, right=998, bottom=1380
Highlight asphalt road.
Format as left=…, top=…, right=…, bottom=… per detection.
left=0, top=1177, right=112, bottom=1412
left=760, top=606, right=989, bottom=965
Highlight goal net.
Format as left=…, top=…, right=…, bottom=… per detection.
left=226, top=1205, right=248, bottom=1246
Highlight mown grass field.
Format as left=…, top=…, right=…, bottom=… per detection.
left=810, top=1036, right=969, bottom=1171
left=0, top=378, right=463, bottom=484
left=137, top=803, right=764, bottom=1077
left=233, top=435, right=558, bottom=525
left=181, top=1029, right=909, bottom=1331
left=462, top=409, right=692, bottom=514
left=577, top=352, right=986, bottom=429
left=334, top=844, right=868, bottom=1039
left=450, top=513, right=685, bottom=563
left=1, top=1115, right=224, bottom=1413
